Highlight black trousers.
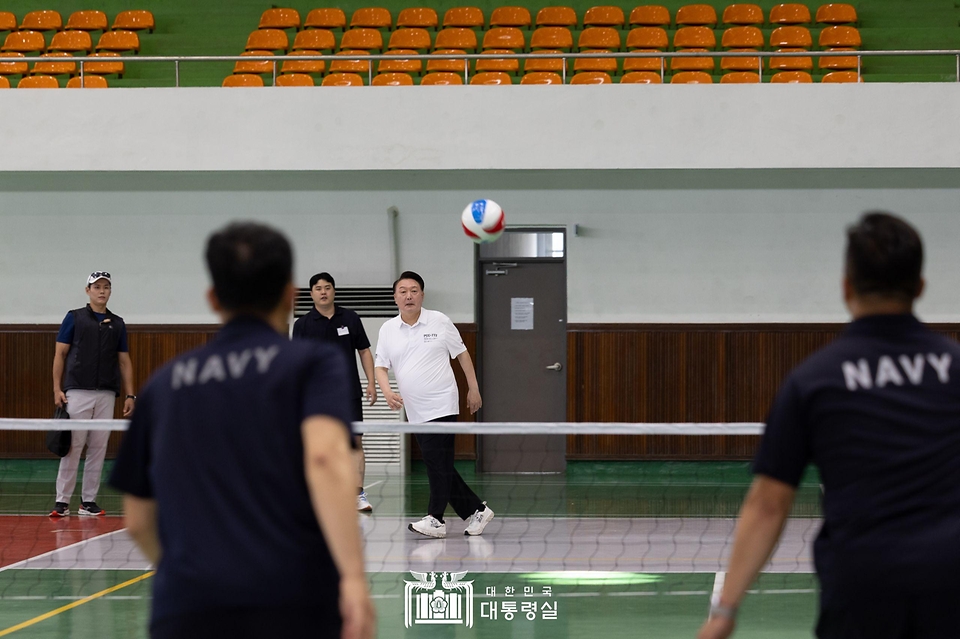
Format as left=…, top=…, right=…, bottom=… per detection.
left=816, top=589, right=960, bottom=639
left=417, top=415, right=483, bottom=521
left=152, top=604, right=341, bottom=639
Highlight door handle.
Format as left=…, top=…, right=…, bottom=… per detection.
left=545, top=362, right=563, bottom=371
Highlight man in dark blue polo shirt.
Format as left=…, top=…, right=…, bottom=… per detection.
left=700, top=212, right=960, bottom=639
left=293, top=272, right=377, bottom=512
left=109, top=222, right=374, bottom=639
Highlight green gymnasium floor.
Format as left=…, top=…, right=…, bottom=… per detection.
left=0, top=460, right=823, bottom=638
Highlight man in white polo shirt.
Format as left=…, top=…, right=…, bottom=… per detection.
left=375, top=271, right=494, bottom=538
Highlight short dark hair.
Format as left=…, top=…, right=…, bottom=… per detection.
left=393, top=270, right=425, bottom=293
left=205, top=222, right=293, bottom=314
left=309, top=272, right=335, bottom=289
left=845, top=211, right=923, bottom=301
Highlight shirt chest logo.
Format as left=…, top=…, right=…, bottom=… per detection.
left=423, top=332, right=438, bottom=343
left=337, top=326, right=350, bottom=337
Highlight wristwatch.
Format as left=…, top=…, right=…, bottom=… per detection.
left=709, top=593, right=737, bottom=620
left=126, top=395, right=137, bottom=400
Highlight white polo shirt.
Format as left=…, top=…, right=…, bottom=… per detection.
left=375, top=308, right=467, bottom=424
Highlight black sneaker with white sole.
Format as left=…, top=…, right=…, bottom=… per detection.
left=78, top=501, right=105, bottom=516
left=49, top=502, right=69, bottom=517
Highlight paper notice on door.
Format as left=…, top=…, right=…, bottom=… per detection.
left=511, top=297, right=534, bottom=330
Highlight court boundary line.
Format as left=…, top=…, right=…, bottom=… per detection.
left=0, top=529, right=128, bottom=573
left=0, top=571, right=154, bottom=637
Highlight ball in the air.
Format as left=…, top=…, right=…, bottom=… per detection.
left=461, top=199, right=506, bottom=244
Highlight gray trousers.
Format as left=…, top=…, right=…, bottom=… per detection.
left=55, top=389, right=115, bottom=503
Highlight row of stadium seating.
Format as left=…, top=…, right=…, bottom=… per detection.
left=0, top=10, right=154, bottom=33
left=221, top=68, right=861, bottom=85
left=252, top=4, right=857, bottom=31
left=0, top=74, right=107, bottom=88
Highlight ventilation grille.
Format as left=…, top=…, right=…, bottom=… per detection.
left=360, top=377, right=402, bottom=465
left=295, top=287, right=395, bottom=318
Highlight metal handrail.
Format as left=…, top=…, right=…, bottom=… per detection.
left=2, top=49, right=959, bottom=86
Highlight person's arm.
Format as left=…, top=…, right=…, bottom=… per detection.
left=302, top=415, right=376, bottom=639
left=375, top=366, right=402, bottom=410
left=696, top=475, right=796, bottom=639
left=455, top=350, right=482, bottom=414
left=123, top=495, right=161, bottom=565
left=118, top=352, right=135, bottom=417
left=53, top=342, right=70, bottom=407
left=359, top=349, right=377, bottom=406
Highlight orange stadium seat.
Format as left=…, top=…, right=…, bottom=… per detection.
left=434, top=28, right=478, bottom=51
left=0, top=12, right=16, bottom=32
left=769, top=26, right=812, bottom=71
left=816, top=3, right=857, bottom=24
left=322, top=72, right=364, bottom=85
left=397, top=7, right=439, bottom=29
left=536, top=7, right=577, bottom=28
left=722, top=4, right=763, bottom=25
left=293, top=29, right=335, bottom=52
left=0, top=52, right=27, bottom=76
left=378, top=49, right=422, bottom=73
left=819, top=25, right=861, bottom=48
left=821, top=70, right=861, bottom=82
left=222, top=73, right=264, bottom=87
left=65, top=11, right=108, bottom=32
left=470, top=71, right=512, bottom=84
left=427, top=49, right=469, bottom=73
left=421, top=71, right=463, bottom=84
left=3, top=31, right=46, bottom=54
left=769, top=3, right=811, bottom=24
left=389, top=28, right=432, bottom=50
left=770, top=70, right=812, bottom=82
left=629, top=5, right=670, bottom=27
left=530, top=26, right=573, bottom=50
left=578, top=27, right=620, bottom=50
left=112, top=10, right=155, bottom=33
left=483, top=27, right=525, bottom=50
left=720, top=26, right=763, bottom=72
left=624, top=29, right=665, bottom=73
left=84, top=52, right=124, bottom=76
left=282, top=50, right=325, bottom=74
left=20, top=11, right=62, bottom=32
left=670, top=70, right=712, bottom=82
left=304, top=9, right=346, bottom=30
left=32, top=52, right=77, bottom=76
left=341, top=28, right=384, bottom=52
left=571, top=71, right=611, bottom=83
left=276, top=72, right=314, bottom=86
left=18, top=74, right=59, bottom=88
left=676, top=4, right=717, bottom=26
left=524, top=50, right=564, bottom=72
left=260, top=8, right=301, bottom=30
left=97, top=30, right=141, bottom=54
left=583, top=6, right=625, bottom=27
left=372, top=72, right=413, bottom=85
left=521, top=71, right=562, bottom=83
left=50, top=30, right=93, bottom=54
left=245, top=29, right=288, bottom=53
left=0, top=76, right=9, bottom=88
left=477, top=50, right=519, bottom=73
left=672, top=26, right=716, bottom=72
left=443, top=7, right=485, bottom=28
left=621, top=70, right=662, bottom=82
left=491, top=7, right=532, bottom=29
left=350, top=8, right=392, bottom=29
left=719, top=70, right=759, bottom=82
left=329, top=50, right=371, bottom=74
left=66, top=74, right=108, bottom=88
left=234, top=51, right=274, bottom=74
left=573, top=50, right=617, bottom=74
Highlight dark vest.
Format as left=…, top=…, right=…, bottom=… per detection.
left=63, top=305, right=125, bottom=396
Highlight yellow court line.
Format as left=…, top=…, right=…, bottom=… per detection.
left=0, top=571, right=155, bottom=637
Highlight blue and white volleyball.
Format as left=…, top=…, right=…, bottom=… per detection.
left=461, top=199, right=506, bottom=244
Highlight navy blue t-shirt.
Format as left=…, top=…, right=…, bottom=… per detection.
left=292, top=305, right=370, bottom=399
left=754, top=314, right=960, bottom=601
left=109, top=317, right=354, bottom=623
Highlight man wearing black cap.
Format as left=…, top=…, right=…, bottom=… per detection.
left=50, top=270, right=136, bottom=517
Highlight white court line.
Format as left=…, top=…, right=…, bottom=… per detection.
left=712, top=571, right=726, bottom=600
left=0, top=528, right=127, bottom=573
left=363, top=480, right=386, bottom=490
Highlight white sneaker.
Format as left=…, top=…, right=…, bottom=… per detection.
left=357, top=491, right=373, bottom=512
left=464, top=503, right=494, bottom=536
left=409, top=515, right=446, bottom=538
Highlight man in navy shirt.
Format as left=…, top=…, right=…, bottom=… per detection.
left=293, top=272, right=377, bottom=512
left=110, top=222, right=374, bottom=639
left=699, top=212, right=960, bottom=639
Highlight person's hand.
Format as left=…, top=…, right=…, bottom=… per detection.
left=54, top=390, right=67, bottom=408
left=697, top=616, right=735, bottom=639
left=123, top=397, right=135, bottom=417
left=366, top=383, right=377, bottom=406
left=466, top=389, right=482, bottom=414
left=339, top=575, right=376, bottom=639
left=384, top=390, right=403, bottom=411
